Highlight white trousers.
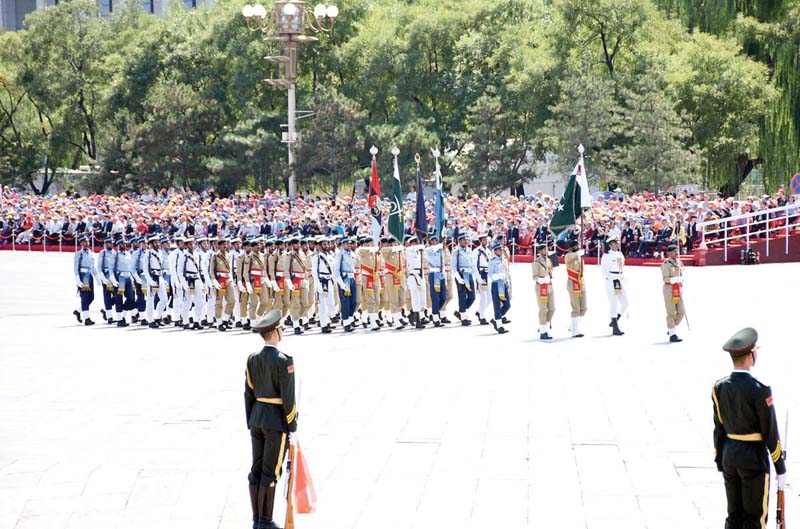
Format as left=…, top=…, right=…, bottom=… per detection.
left=182, top=287, right=205, bottom=323
left=407, top=274, right=427, bottom=312
left=477, top=281, right=491, bottom=319
left=155, top=278, right=169, bottom=318
left=172, top=282, right=184, bottom=320
left=317, top=288, right=335, bottom=327
left=605, top=279, right=629, bottom=319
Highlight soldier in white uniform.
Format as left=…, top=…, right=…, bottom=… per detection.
left=474, top=233, right=492, bottom=325
left=196, top=237, right=212, bottom=326
left=169, top=237, right=185, bottom=326
left=142, top=235, right=166, bottom=328
left=229, top=237, right=243, bottom=327
left=312, top=236, right=336, bottom=333
left=600, top=235, right=628, bottom=336
left=405, top=235, right=428, bottom=329
left=95, top=237, right=117, bottom=324
left=178, top=238, right=204, bottom=330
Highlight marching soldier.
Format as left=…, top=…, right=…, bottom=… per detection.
left=288, top=237, right=310, bottom=335
left=157, top=236, right=173, bottom=324
left=564, top=239, right=587, bottom=338
left=405, top=235, right=428, bottom=329
left=229, top=237, right=243, bottom=327
left=168, top=237, right=185, bottom=327
left=356, top=237, right=382, bottom=331
left=196, top=237, right=212, bottom=326
left=334, top=237, right=358, bottom=332
left=247, top=238, right=268, bottom=329
left=661, top=244, right=685, bottom=343
left=488, top=242, right=510, bottom=334
left=451, top=233, right=476, bottom=326
left=130, top=237, right=148, bottom=324
left=273, top=239, right=290, bottom=319
left=381, top=236, right=407, bottom=329
left=112, top=239, right=134, bottom=327
left=302, top=238, right=316, bottom=326
left=601, top=235, right=628, bottom=336
left=236, top=239, right=254, bottom=329
left=211, top=238, right=236, bottom=331
left=95, top=237, right=116, bottom=324
left=474, top=233, right=492, bottom=325
left=312, top=236, right=336, bottom=333
left=142, top=235, right=166, bottom=328
left=178, top=238, right=204, bottom=330
left=531, top=244, right=554, bottom=340
left=72, top=235, right=96, bottom=326
left=713, top=328, right=787, bottom=529
left=244, top=309, right=297, bottom=529
left=425, top=235, right=447, bottom=327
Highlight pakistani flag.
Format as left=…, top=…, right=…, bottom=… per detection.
left=549, top=157, right=592, bottom=236
left=388, top=151, right=404, bottom=242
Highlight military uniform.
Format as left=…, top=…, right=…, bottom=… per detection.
left=143, top=236, right=167, bottom=328
left=475, top=236, right=492, bottom=324
left=451, top=234, right=476, bottom=325
left=112, top=241, right=135, bottom=327
left=425, top=239, right=447, bottom=326
left=248, top=243, right=268, bottom=322
left=356, top=242, right=382, bottom=330
left=564, top=243, right=586, bottom=337
left=488, top=243, right=510, bottom=334
left=601, top=236, right=627, bottom=335
left=334, top=238, right=358, bottom=331
left=531, top=246, right=554, bottom=339
left=312, top=238, right=336, bottom=332
left=244, top=310, right=297, bottom=529
left=661, top=245, right=685, bottom=342
left=236, top=243, right=254, bottom=329
left=713, top=328, right=786, bottom=529
left=288, top=241, right=310, bottom=334
left=72, top=236, right=95, bottom=325
left=211, top=241, right=236, bottom=330
left=405, top=238, right=428, bottom=328
left=381, top=238, right=407, bottom=328
left=95, top=238, right=117, bottom=323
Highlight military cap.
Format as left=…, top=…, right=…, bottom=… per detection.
left=288, top=236, right=299, bottom=244
left=404, top=234, right=413, bottom=242
left=536, top=244, right=547, bottom=252
left=380, top=236, right=391, bottom=243
left=667, top=244, right=678, bottom=252
left=607, top=235, right=620, bottom=243
left=159, top=236, right=170, bottom=244
left=456, top=233, right=467, bottom=241
left=264, top=238, right=275, bottom=246
left=340, top=236, right=350, bottom=244
left=478, top=231, right=489, bottom=239
left=723, top=327, right=758, bottom=357
left=104, top=237, right=113, bottom=244
left=77, top=235, right=88, bottom=243
left=429, top=233, right=439, bottom=240
left=148, top=235, right=160, bottom=243
left=196, top=236, right=208, bottom=243
left=208, top=236, right=219, bottom=242
left=252, top=309, right=283, bottom=332
left=174, top=236, right=185, bottom=242
left=491, top=242, right=502, bottom=251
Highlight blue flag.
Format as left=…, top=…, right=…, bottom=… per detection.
left=433, top=154, right=444, bottom=240
left=414, top=161, right=428, bottom=237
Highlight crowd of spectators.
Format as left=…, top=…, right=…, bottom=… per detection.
left=1, top=184, right=797, bottom=258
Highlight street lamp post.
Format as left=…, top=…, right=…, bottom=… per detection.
left=242, top=1, right=338, bottom=199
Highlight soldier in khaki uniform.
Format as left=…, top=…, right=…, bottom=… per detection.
left=287, top=237, right=310, bottom=335
left=236, top=240, right=254, bottom=330
left=441, top=238, right=454, bottom=323
left=356, top=237, right=382, bottom=330
left=531, top=244, right=554, bottom=340
left=303, top=238, right=317, bottom=325
left=564, top=239, right=586, bottom=338
left=661, top=244, right=685, bottom=343
left=271, top=240, right=289, bottom=318
left=247, top=239, right=268, bottom=326
left=211, top=238, right=236, bottom=331
left=381, top=236, right=407, bottom=328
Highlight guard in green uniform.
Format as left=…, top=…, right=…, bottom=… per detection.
left=244, top=309, right=297, bottom=529
left=712, top=327, right=787, bottom=529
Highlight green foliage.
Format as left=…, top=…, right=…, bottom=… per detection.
left=0, top=0, right=794, bottom=197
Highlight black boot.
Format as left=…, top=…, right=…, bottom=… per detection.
left=140, top=319, right=149, bottom=326
left=131, top=313, right=139, bottom=322
left=117, top=320, right=129, bottom=328
left=670, top=334, right=682, bottom=343
left=218, top=323, right=227, bottom=332
left=611, top=317, right=624, bottom=336
left=243, top=322, right=252, bottom=331
left=257, top=485, right=281, bottom=529
left=478, top=317, right=489, bottom=325
left=84, top=318, right=95, bottom=326
left=249, top=484, right=259, bottom=529
left=72, top=310, right=82, bottom=323
left=100, top=309, right=107, bottom=321
left=540, top=332, right=553, bottom=340
left=454, top=310, right=462, bottom=321
left=149, top=321, right=159, bottom=329
left=502, top=317, right=511, bottom=324
left=461, top=319, right=472, bottom=326
left=235, top=320, right=243, bottom=328
left=414, top=312, right=426, bottom=329
left=321, top=325, right=332, bottom=334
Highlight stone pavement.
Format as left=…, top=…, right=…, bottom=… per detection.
left=0, top=251, right=798, bottom=529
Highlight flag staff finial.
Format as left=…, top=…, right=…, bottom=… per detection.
left=370, top=145, right=378, bottom=158
left=578, top=144, right=584, bottom=155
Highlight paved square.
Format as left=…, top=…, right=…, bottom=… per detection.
left=1, top=251, right=798, bottom=529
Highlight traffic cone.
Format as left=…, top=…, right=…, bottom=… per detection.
left=293, top=442, right=317, bottom=514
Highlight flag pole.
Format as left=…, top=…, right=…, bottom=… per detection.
left=578, top=144, right=585, bottom=253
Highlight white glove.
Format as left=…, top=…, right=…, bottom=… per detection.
left=181, top=281, right=190, bottom=290
left=576, top=249, right=585, bottom=257
left=287, top=280, right=295, bottom=291
left=111, top=280, right=120, bottom=288
left=536, top=277, right=549, bottom=285
left=238, top=282, right=245, bottom=291
left=246, top=284, right=253, bottom=294
left=149, top=280, right=158, bottom=288
left=454, top=274, right=464, bottom=284
left=288, top=433, right=297, bottom=445
left=213, top=281, right=222, bottom=290
left=271, top=280, right=280, bottom=290
left=101, top=278, right=109, bottom=286
left=76, top=280, right=85, bottom=289
left=777, top=473, right=787, bottom=490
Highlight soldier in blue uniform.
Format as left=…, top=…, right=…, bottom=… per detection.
left=112, top=239, right=135, bottom=327
left=451, top=233, right=476, bottom=326
left=244, top=309, right=297, bottom=529
left=96, top=237, right=117, bottom=324
left=72, top=235, right=96, bottom=325
left=334, top=236, right=358, bottom=332
left=713, top=328, right=787, bottom=529
left=425, top=234, right=447, bottom=327
left=130, top=237, right=148, bottom=324
left=488, top=242, right=510, bottom=334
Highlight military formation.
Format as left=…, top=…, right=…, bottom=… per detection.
left=71, top=231, right=692, bottom=340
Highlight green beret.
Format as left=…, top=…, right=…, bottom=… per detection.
left=667, top=244, right=678, bottom=252
left=252, top=309, right=283, bottom=332
left=723, top=327, right=758, bottom=357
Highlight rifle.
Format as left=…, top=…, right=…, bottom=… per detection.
left=777, top=410, right=788, bottom=529
left=284, top=443, right=297, bottom=529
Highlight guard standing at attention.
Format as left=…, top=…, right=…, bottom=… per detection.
left=661, top=244, right=685, bottom=343
left=601, top=235, right=627, bottom=336
left=244, top=309, right=297, bottom=529
left=531, top=244, right=554, bottom=340
left=72, top=235, right=96, bottom=325
left=712, top=328, right=787, bottom=529
left=564, top=239, right=586, bottom=338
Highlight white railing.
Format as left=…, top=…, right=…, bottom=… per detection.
left=697, top=203, right=800, bottom=262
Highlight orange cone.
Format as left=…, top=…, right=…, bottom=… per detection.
left=293, top=441, right=317, bottom=514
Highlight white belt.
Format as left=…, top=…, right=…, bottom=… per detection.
left=79, top=267, right=90, bottom=272
left=118, top=272, right=130, bottom=277
left=428, top=267, right=441, bottom=273
left=250, top=270, right=263, bottom=276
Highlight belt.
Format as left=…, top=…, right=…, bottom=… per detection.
left=728, top=433, right=764, bottom=441
left=428, top=267, right=441, bottom=273
left=250, top=270, right=263, bottom=276
left=118, top=272, right=130, bottom=277
left=341, top=272, right=354, bottom=278
left=79, top=267, right=90, bottom=272
left=457, top=268, right=471, bottom=273
left=256, top=397, right=283, bottom=404
left=608, top=271, right=622, bottom=274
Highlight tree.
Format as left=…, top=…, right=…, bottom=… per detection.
left=293, top=88, right=368, bottom=197
left=608, top=75, right=700, bottom=192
